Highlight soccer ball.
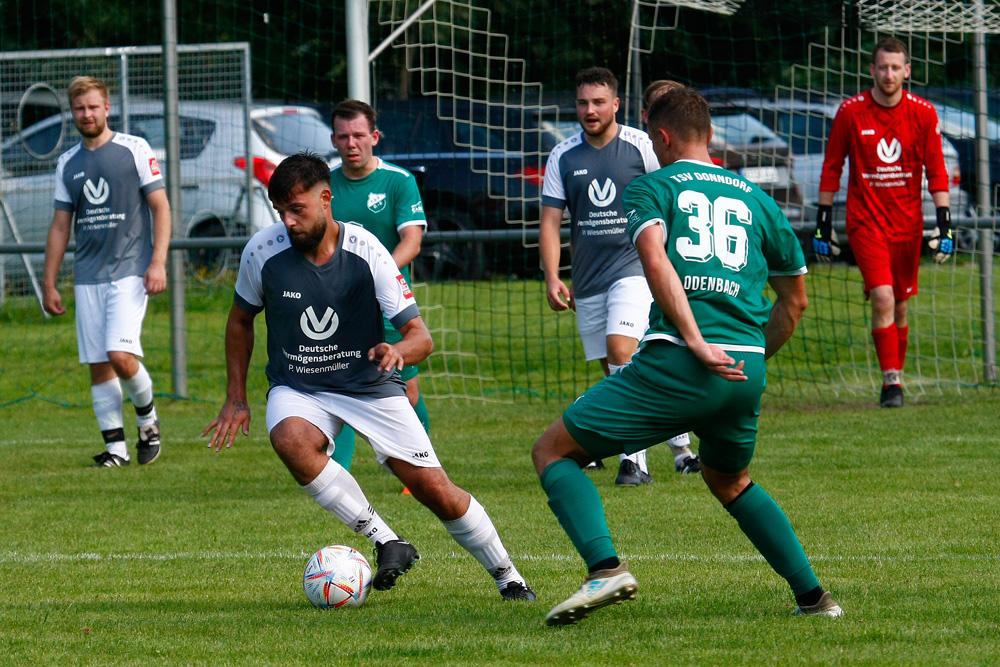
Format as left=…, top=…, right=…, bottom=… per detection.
left=303, top=545, right=373, bottom=609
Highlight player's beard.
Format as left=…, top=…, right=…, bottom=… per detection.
left=582, top=114, right=614, bottom=138
left=875, top=77, right=903, bottom=99
left=289, top=216, right=327, bottom=252
left=75, top=116, right=107, bottom=138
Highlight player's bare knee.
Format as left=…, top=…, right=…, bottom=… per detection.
left=701, top=466, right=751, bottom=505
left=106, top=351, right=138, bottom=378
left=409, top=469, right=468, bottom=520
left=531, top=433, right=556, bottom=476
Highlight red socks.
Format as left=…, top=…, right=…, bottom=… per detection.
left=872, top=324, right=900, bottom=385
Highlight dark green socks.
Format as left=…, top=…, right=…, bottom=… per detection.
left=540, top=458, right=617, bottom=569
left=725, top=482, right=820, bottom=595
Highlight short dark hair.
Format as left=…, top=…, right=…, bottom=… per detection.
left=872, top=37, right=909, bottom=63
left=268, top=152, right=330, bottom=204
left=575, top=67, right=618, bottom=96
left=643, top=79, right=684, bottom=110
left=646, top=86, right=712, bottom=144
left=331, top=99, right=377, bottom=133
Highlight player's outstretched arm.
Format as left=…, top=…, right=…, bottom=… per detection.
left=368, top=315, right=434, bottom=373
left=540, top=205, right=572, bottom=311
left=763, top=275, right=808, bottom=360
left=203, top=304, right=256, bottom=451
left=635, top=224, right=746, bottom=382
left=41, top=209, right=73, bottom=315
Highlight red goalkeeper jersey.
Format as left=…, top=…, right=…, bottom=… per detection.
left=819, top=90, right=949, bottom=241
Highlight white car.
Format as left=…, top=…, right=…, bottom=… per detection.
left=0, top=101, right=335, bottom=273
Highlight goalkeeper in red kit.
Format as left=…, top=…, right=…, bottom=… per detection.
left=816, top=37, right=952, bottom=408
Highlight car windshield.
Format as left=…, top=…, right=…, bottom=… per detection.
left=931, top=103, right=1000, bottom=141
left=253, top=111, right=335, bottom=158
left=710, top=112, right=787, bottom=148
left=454, top=120, right=507, bottom=151
left=763, top=109, right=830, bottom=155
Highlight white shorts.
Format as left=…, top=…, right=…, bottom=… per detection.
left=74, top=275, right=148, bottom=364
left=574, top=276, right=652, bottom=361
left=265, top=385, right=442, bottom=469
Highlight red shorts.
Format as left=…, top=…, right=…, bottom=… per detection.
left=848, top=225, right=922, bottom=301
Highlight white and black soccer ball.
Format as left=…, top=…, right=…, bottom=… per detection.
left=303, top=545, right=373, bottom=609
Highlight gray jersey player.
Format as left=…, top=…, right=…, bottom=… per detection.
left=42, top=76, right=172, bottom=468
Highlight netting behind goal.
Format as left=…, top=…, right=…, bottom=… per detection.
left=0, top=0, right=997, bottom=412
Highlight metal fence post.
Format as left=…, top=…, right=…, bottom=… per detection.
left=163, top=0, right=188, bottom=397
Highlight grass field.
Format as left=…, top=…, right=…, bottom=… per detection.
left=2, top=391, right=998, bottom=666
left=3, top=257, right=997, bottom=408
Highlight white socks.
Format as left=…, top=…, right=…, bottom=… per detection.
left=620, top=449, right=649, bottom=473
left=91, top=379, right=127, bottom=459
left=668, top=432, right=694, bottom=467
left=304, top=466, right=525, bottom=592
left=302, top=459, right=399, bottom=546
left=121, top=363, right=158, bottom=427
left=443, top=496, right=524, bottom=589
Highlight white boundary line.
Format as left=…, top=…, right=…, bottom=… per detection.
left=2, top=550, right=997, bottom=565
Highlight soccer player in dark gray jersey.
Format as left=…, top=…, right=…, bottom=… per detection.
left=205, top=152, right=535, bottom=602
left=541, top=124, right=654, bottom=299
left=43, top=76, right=171, bottom=468
left=234, top=219, right=419, bottom=397
left=540, top=67, right=697, bottom=484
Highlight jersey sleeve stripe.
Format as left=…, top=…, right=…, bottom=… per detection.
left=768, top=267, right=808, bottom=277
left=630, top=218, right=664, bottom=246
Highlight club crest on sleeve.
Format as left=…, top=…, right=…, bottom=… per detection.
left=396, top=275, right=413, bottom=298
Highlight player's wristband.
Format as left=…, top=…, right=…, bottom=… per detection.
left=936, top=206, right=951, bottom=236
left=816, top=205, right=833, bottom=238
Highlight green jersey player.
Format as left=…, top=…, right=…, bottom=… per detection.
left=328, top=100, right=430, bottom=474
left=531, top=86, right=843, bottom=625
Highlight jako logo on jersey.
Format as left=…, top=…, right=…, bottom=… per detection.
left=367, top=192, right=387, bottom=213
left=283, top=291, right=301, bottom=299
left=396, top=275, right=413, bottom=299
left=877, top=138, right=902, bottom=164
left=300, top=306, right=339, bottom=340
left=861, top=129, right=875, bottom=136
left=411, top=202, right=423, bottom=214
left=83, top=178, right=110, bottom=205
left=588, top=178, right=616, bottom=207
left=572, top=169, right=588, bottom=176
left=412, top=451, right=430, bottom=459
left=149, top=157, right=161, bottom=176
left=73, top=171, right=85, bottom=180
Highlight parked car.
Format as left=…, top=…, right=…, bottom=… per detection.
left=493, top=99, right=805, bottom=220
left=706, top=95, right=971, bottom=254
left=705, top=110, right=805, bottom=222
left=371, top=97, right=544, bottom=279
left=0, top=101, right=334, bottom=278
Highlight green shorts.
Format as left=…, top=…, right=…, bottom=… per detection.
left=383, top=319, right=419, bottom=383
left=562, top=341, right=766, bottom=474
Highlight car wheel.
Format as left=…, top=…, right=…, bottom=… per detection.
left=411, top=206, right=485, bottom=281
left=187, top=218, right=232, bottom=283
